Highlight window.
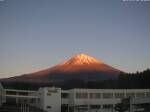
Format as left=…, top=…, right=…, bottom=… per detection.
left=103, top=93, right=113, bottom=99
left=136, top=92, right=145, bottom=97
left=115, top=93, right=125, bottom=98
left=90, top=93, right=101, bottom=99
left=30, top=98, right=36, bottom=103
left=19, top=92, right=28, bottom=95
left=38, top=98, right=40, bottom=102
left=146, top=92, right=150, bottom=97
left=6, top=91, right=16, bottom=95
left=47, top=92, right=51, bottom=96
left=103, top=104, right=113, bottom=109
left=126, top=93, right=135, bottom=97
left=76, top=92, right=88, bottom=99
left=90, top=105, right=101, bottom=109
left=47, top=106, right=51, bottom=109
left=61, top=93, right=69, bottom=98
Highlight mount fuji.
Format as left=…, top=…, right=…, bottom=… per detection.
left=1, top=54, right=121, bottom=83
left=0, top=54, right=123, bottom=90
left=28, top=53, right=121, bottom=77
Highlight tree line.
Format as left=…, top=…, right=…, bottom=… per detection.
left=1, top=69, right=150, bottom=90
left=63, top=68, right=150, bottom=89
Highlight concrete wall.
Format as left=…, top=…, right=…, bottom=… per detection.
left=0, top=83, right=6, bottom=107
left=0, top=83, right=2, bottom=106
left=62, top=89, right=150, bottom=112
left=130, top=97, right=150, bottom=112
left=38, top=87, right=61, bottom=112
left=2, top=85, right=150, bottom=112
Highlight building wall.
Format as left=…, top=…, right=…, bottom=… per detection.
left=38, top=87, right=61, bottom=112
left=0, top=83, right=2, bottom=106
left=1, top=85, right=150, bottom=112
left=0, top=83, right=6, bottom=107
left=66, top=89, right=150, bottom=104
left=61, top=89, right=150, bottom=112
left=130, top=97, right=150, bottom=112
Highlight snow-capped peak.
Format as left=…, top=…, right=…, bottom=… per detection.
left=62, top=53, right=103, bottom=65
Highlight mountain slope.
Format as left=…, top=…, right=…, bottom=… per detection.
left=1, top=54, right=122, bottom=88
left=19, top=54, right=121, bottom=80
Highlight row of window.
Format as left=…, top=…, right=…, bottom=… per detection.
left=73, top=104, right=113, bottom=109
left=6, top=91, right=29, bottom=95
left=75, top=92, right=150, bottom=99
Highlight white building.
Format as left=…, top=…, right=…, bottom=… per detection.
left=130, top=97, right=150, bottom=112
left=0, top=83, right=6, bottom=107
left=33, top=87, right=150, bottom=112
left=37, top=87, right=61, bottom=112
left=0, top=82, right=150, bottom=112
left=60, top=88, right=150, bottom=112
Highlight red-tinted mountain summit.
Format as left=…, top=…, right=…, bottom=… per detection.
left=29, top=53, right=120, bottom=76
left=1, top=54, right=121, bottom=85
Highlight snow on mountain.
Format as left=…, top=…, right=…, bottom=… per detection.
left=28, top=53, right=120, bottom=77
left=1, top=54, right=121, bottom=84
left=61, top=54, right=103, bottom=65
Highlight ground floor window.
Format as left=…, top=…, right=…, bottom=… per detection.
left=103, top=104, right=113, bottom=109
left=90, top=105, right=101, bottom=109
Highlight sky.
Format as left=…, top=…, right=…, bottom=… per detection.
left=0, top=0, right=150, bottom=78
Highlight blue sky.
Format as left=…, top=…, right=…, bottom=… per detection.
left=0, top=0, right=150, bottom=78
